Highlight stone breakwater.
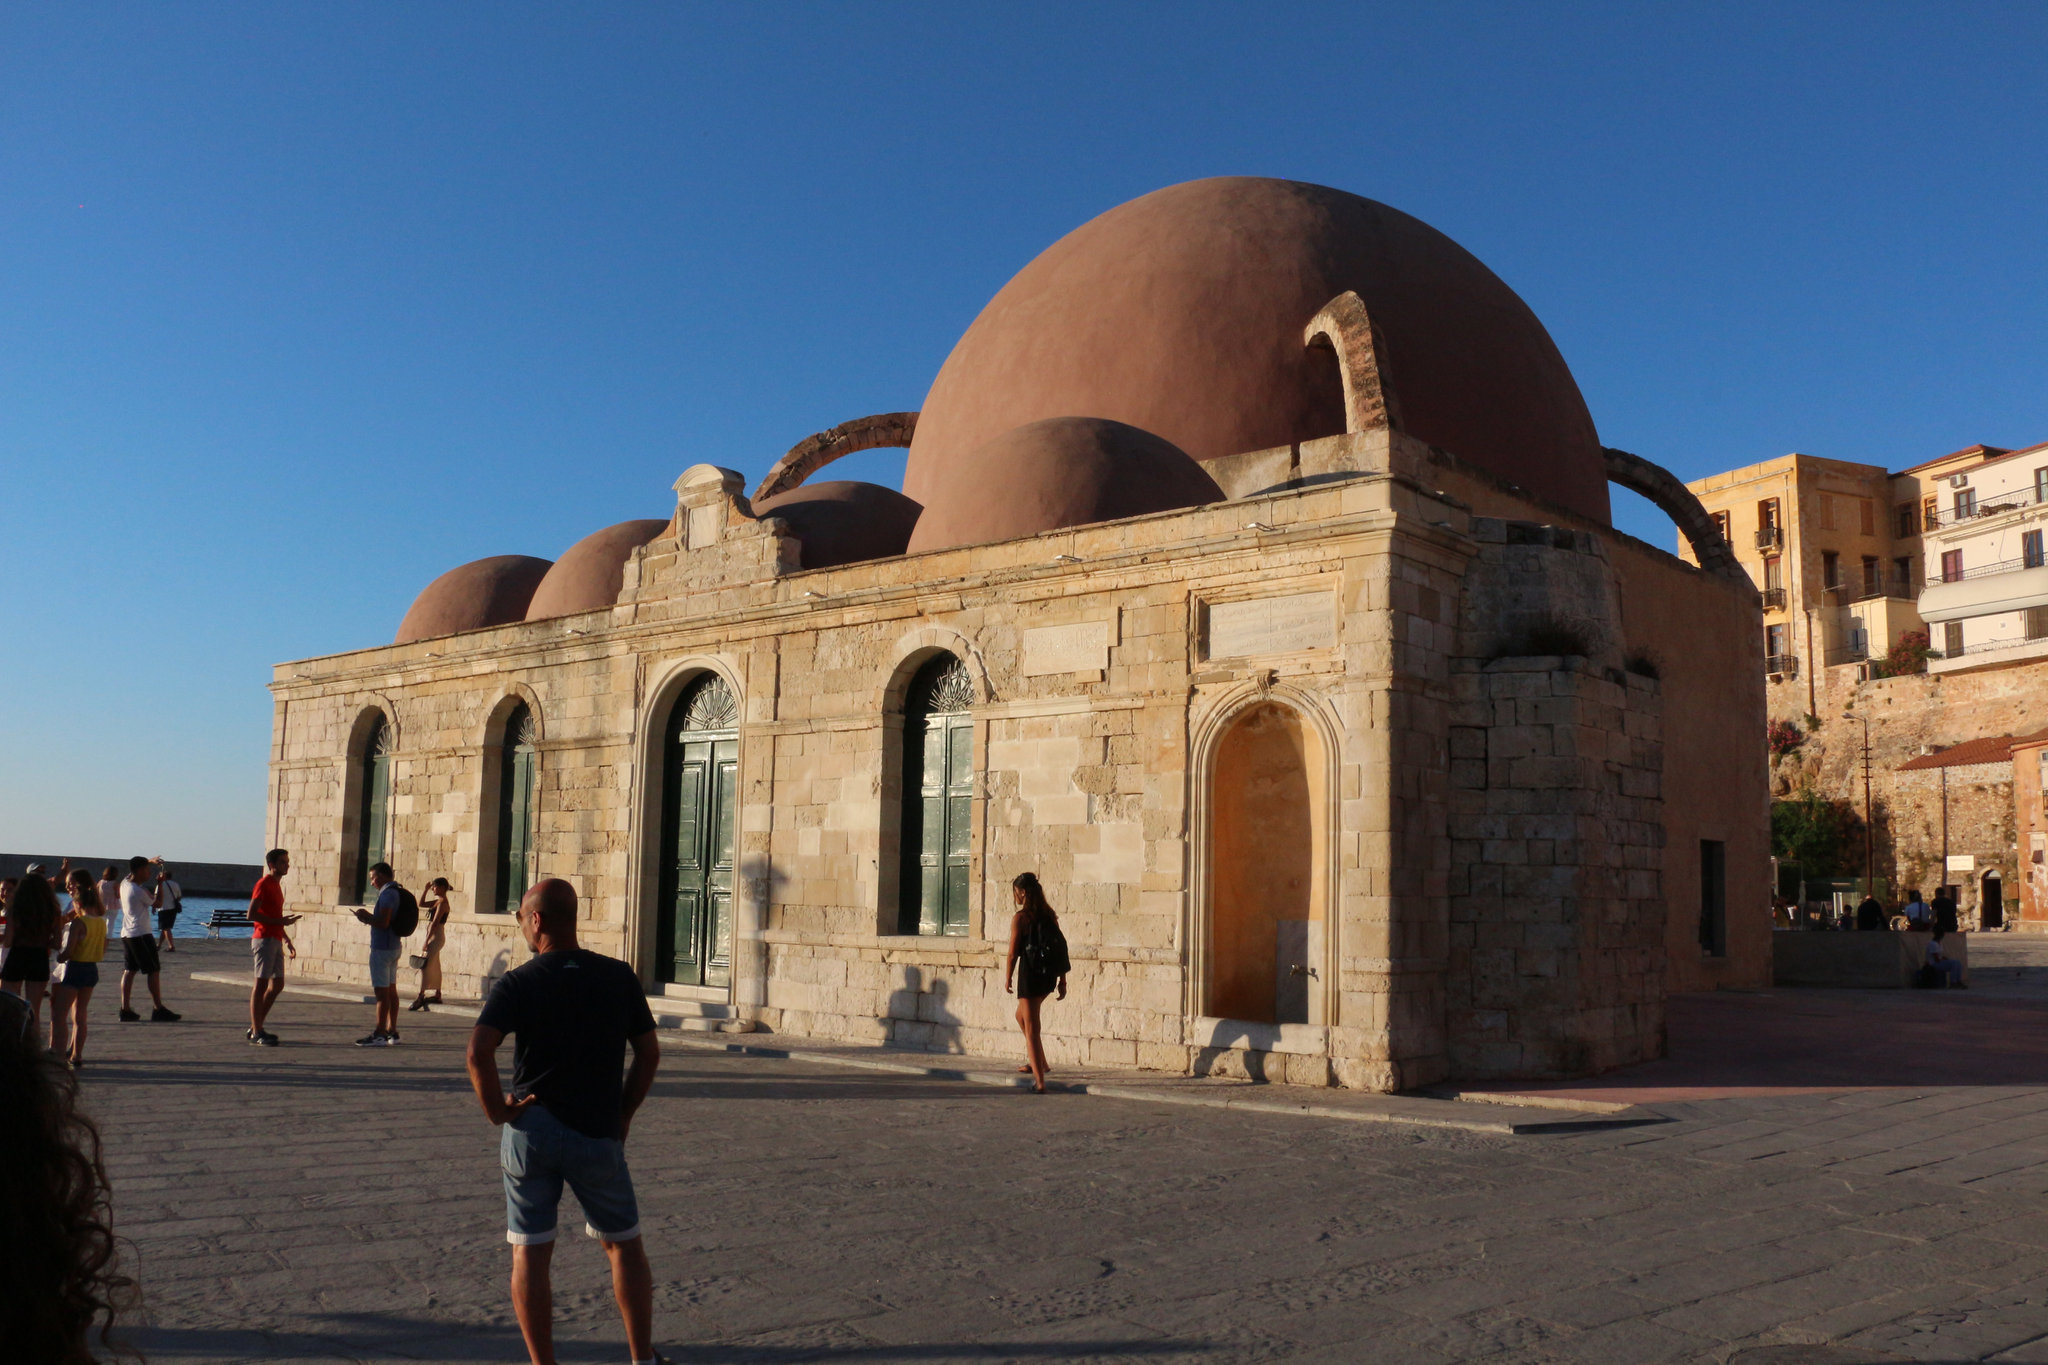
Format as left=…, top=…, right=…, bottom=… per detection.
left=0, top=853, right=263, bottom=898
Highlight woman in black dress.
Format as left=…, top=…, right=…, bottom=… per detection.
left=0, top=872, right=59, bottom=1030
left=1004, top=872, right=1068, bottom=1094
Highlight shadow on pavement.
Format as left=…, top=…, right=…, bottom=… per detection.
left=124, top=1316, right=1205, bottom=1362
left=78, top=1062, right=474, bottom=1093
left=79, top=1058, right=992, bottom=1104
left=1467, top=988, right=2048, bottom=1104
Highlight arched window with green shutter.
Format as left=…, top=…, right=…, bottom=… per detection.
left=899, top=653, right=975, bottom=936
left=352, top=714, right=393, bottom=905
left=495, top=702, right=539, bottom=914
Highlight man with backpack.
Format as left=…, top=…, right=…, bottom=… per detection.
left=352, top=862, right=417, bottom=1047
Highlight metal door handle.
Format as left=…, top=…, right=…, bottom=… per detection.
left=1289, top=964, right=1317, bottom=978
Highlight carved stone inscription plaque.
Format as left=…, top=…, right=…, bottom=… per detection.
left=1022, top=620, right=1112, bottom=675
left=1203, top=591, right=1336, bottom=659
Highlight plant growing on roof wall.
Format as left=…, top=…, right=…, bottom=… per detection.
left=1767, top=718, right=1804, bottom=757
left=1868, top=629, right=1934, bottom=679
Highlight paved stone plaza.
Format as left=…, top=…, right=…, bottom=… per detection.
left=75, top=938, right=2048, bottom=1363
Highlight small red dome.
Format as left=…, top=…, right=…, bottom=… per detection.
left=905, top=177, right=1608, bottom=524
left=525, top=520, right=671, bottom=621
left=396, top=556, right=553, bottom=644
left=752, top=482, right=922, bottom=569
left=906, top=417, right=1223, bottom=554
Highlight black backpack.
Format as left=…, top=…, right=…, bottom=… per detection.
left=388, top=885, right=420, bottom=938
left=1024, top=915, right=1071, bottom=977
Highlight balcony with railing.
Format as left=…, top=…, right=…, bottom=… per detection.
left=1937, top=555, right=2037, bottom=584
left=1822, top=574, right=1918, bottom=604
left=1854, top=572, right=1917, bottom=601
left=1928, top=630, right=2048, bottom=674
left=1920, top=555, right=2048, bottom=626
left=1764, top=653, right=1798, bottom=677
left=1823, top=643, right=1868, bottom=667
left=1761, top=586, right=1787, bottom=611
left=1923, top=484, right=2048, bottom=531
left=1754, top=525, right=1783, bottom=551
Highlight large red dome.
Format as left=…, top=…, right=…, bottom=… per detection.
left=904, top=177, right=1609, bottom=525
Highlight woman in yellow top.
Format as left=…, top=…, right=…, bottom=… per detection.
left=50, top=869, right=109, bottom=1069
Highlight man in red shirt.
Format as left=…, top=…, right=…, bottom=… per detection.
left=248, top=848, right=301, bottom=1046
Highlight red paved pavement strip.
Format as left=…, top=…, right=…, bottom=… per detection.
left=1462, top=989, right=2048, bottom=1106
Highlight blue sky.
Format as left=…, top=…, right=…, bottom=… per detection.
left=3, top=4, right=2045, bottom=861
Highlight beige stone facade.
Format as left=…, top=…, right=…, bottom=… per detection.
left=267, top=429, right=1769, bottom=1091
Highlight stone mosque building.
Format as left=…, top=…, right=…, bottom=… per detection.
left=267, top=178, right=1768, bottom=1090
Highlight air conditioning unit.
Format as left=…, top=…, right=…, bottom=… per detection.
left=1950, top=474, right=1971, bottom=488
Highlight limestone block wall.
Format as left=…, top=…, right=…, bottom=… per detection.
left=2015, top=740, right=2048, bottom=929
left=264, top=437, right=1768, bottom=1088
left=1423, top=447, right=1772, bottom=994
left=1444, top=659, right=1666, bottom=1077
left=266, top=637, right=645, bottom=994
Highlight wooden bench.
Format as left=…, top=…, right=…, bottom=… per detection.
left=203, top=908, right=253, bottom=938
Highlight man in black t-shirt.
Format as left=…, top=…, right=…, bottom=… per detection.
left=466, top=879, right=662, bottom=1365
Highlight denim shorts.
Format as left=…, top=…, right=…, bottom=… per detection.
left=500, top=1104, right=641, bottom=1245
left=55, top=960, right=98, bottom=990
left=368, top=947, right=401, bottom=989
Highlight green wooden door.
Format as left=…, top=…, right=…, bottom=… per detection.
left=658, top=676, right=739, bottom=987
left=355, top=716, right=391, bottom=904
left=901, top=655, right=974, bottom=936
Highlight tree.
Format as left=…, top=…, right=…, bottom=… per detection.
left=1770, top=786, right=1862, bottom=877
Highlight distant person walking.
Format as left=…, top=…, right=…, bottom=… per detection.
left=409, top=877, right=453, bottom=1012
left=156, top=865, right=184, bottom=954
left=115, top=857, right=178, bottom=1023
left=1003, top=871, right=1069, bottom=1094
left=352, top=863, right=411, bottom=1046
left=1934, top=888, right=1961, bottom=934
left=95, top=867, right=121, bottom=939
left=465, top=878, right=662, bottom=1365
left=49, top=870, right=109, bottom=1067
left=1, top=871, right=60, bottom=1028
left=248, top=849, right=301, bottom=1046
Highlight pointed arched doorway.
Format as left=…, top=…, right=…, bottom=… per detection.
left=657, top=672, right=739, bottom=988
left=1205, top=699, right=1328, bottom=1025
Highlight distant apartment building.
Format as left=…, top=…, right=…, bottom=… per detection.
left=1690, top=439, right=2048, bottom=928
left=1687, top=440, right=2048, bottom=697
left=1913, top=439, right=2048, bottom=671
left=1684, top=453, right=1921, bottom=700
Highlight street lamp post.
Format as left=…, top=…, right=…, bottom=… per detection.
left=1843, top=710, right=1874, bottom=898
